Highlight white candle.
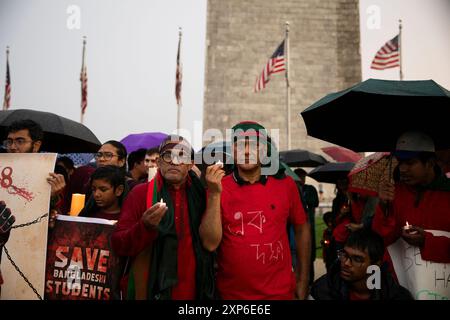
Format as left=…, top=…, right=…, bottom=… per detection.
left=403, top=221, right=418, bottom=234
left=216, top=160, right=224, bottom=168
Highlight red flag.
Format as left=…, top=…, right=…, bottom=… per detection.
left=3, top=48, right=11, bottom=110
left=370, top=35, right=399, bottom=70
left=175, top=32, right=182, bottom=107
left=80, top=39, right=88, bottom=117
left=254, top=40, right=285, bottom=92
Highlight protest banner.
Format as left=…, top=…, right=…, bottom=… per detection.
left=45, top=215, right=122, bottom=300
left=0, top=153, right=56, bottom=300
left=388, top=230, right=450, bottom=300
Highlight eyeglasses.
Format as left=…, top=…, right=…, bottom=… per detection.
left=95, top=152, right=119, bottom=160
left=160, top=150, right=191, bottom=165
left=337, top=249, right=365, bottom=267
left=3, top=138, right=34, bottom=148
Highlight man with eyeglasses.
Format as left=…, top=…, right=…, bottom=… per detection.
left=4, top=119, right=65, bottom=201
left=111, top=135, right=218, bottom=300
left=310, top=229, right=412, bottom=300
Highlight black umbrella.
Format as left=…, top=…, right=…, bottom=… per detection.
left=279, top=149, right=328, bottom=167
left=0, top=109, right=101, bottom=153
left=301, top=79, right=450, bottom=152
left=308, top=162, right=355, bottom=184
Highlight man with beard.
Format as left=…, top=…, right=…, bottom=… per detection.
left=4, top=120, right=66, bottom=224
left=372, top=131, right=450, bottom=266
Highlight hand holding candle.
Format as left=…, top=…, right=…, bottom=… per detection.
left=403, top=221, right=418, bottom=234
left=69, top=193, right=85, bottom=216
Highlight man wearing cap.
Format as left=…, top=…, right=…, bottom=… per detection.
left=372, top=131, right=450, bottom=264
left=111, top=135, right=217, bottom=300
left=200, top=121, right=312, bottom=300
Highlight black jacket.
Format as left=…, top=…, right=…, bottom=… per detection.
left=310, top=262, right=413, bottom=300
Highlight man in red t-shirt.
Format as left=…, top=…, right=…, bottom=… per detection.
left=200, top=121, right=311, bottom=300
left=111, top=135, right=217, bottom=300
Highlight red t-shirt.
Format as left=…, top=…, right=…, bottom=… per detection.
left=217, top=174, right=307, bottom=300
left=111, top=181, right=197, bottom=299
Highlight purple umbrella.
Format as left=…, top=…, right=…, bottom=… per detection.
left=120, top=132, right=168, bottom=153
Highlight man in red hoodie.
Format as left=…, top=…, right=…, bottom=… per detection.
left=372, top=131, right=450, bottom=266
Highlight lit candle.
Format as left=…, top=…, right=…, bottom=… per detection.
left=403, top=221, right=418, bottom=234
left=159, top=198, right=166, bottom=207
left=69, top=194, right=85, bottom=216
left=216, top=160, right=224, bottom=168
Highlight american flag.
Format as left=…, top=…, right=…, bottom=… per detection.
left=370, top=35, right=400, bottom=70
left=254, top=40, right=285, bottom=92
left=175, top=32, right=182, bottom=107
left=80, top=39, right=88, bottom=116
left=3, top=49, right=10, bottom=110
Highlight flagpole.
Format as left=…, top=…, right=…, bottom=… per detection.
left=285, top=21, right=291, bottom=150
left=80, top=36, right=87, bottom=124
left=3, top=46, right=10, bottom=111
left=176, top=28, right=182, bottom=134
left=398, top=19, right=403, bottom=80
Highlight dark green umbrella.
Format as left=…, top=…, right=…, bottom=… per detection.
left=0, top=109, right=101, bottom=153
left=301, top=79, right=450, bottom=152
left=279, top=149, right=328, bottom=167
left=308, top=162, right=355, bottom=184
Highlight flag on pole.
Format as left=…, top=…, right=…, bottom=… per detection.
left=254, top=40, right=285, bottom=92
left=175, top=31, right=182, bottom=108
left=3, top=47, right=11, bottom=110
left=80, top=38, right=88, bottom=122
left=370, top=35, right=400, bottom=70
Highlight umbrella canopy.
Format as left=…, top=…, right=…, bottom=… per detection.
left=301, top=79, right=450, bottom=152
left=120, top=132, right=168, bottom=153
left=279, top=149, right=329, bottom=167
left=58, top=153, right=95, bottom=167
left=348, top=152, right=398, bottom=197
left=322, top=146, right=362, bottom=163
left=0, top=109, right=101, bottom=153
left=308, top=162, right=355, bottom=184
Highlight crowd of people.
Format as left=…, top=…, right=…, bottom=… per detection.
left=0, top=118, right=449, bottom=300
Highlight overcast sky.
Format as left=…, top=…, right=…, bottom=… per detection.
left=0, top=0, right=449, bottom=150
